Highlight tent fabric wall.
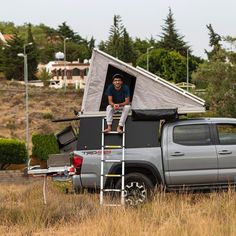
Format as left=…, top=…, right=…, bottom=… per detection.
left=82, top=49, right=205, bottom=114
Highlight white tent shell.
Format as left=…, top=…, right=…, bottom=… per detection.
left=81, top=49, right=205, bottom=115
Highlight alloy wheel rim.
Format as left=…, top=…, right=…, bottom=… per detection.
left=124, top=181, right=147, bottom=206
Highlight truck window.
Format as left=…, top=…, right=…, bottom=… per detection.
left=173, top=124, right=211, bottom=146
left=216, top=124, right=236, bottom=145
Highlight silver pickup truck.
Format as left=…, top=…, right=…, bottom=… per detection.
left=69, top=115, right=236, bottom=204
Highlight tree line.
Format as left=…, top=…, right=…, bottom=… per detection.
left=0, top=8, right=235, bottom=116
left=192, top=24, right=236, bottom=117
left=0, top=8, right=198, bottom=82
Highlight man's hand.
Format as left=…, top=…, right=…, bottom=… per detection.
left=114, top=104, right=120, bottom=110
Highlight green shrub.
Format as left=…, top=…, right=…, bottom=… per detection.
left=32, top=134, right=59, bottom=161
left=42, top=112, right=53, bottom=120
left=0, top=138, right=27, bottom=170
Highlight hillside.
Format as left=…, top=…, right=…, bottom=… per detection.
left=0, top=80, right=83, bottom=152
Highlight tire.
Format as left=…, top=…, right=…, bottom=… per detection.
left=115, top=172, right=154, bottom=206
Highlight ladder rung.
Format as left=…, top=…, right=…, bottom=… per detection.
left=103, top=159, right=122, bottom=163
left=105, top=174, right=122, bottom=177
left=103, top=117, right=121, bottom=120
left=103, top=131, right=125, bottom=134
left=102, top=189, right=121, bottom=192
left=104, top=145, right=122, bottom=149
left=103, top=131, right=119, bottom=134
left=112, top=117, right=122, bottom=120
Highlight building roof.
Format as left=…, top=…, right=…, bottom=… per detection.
left=45, top=61, right=90, bottom=72
left=3, top=34, right=13, bottom=41
left=0, top=32, right=14, bottom=44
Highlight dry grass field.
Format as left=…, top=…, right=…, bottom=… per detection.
left=0, top=80, right=83, bottom=153
left=1, top=182, right=236, bottom=236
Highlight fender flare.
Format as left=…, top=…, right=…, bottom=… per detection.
left=105, top=160, right=163, bottom=188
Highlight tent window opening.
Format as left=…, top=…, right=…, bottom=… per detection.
left=99, top=64, right=136, bottom=111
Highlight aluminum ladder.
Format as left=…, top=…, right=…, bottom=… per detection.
left=100, top=117, right=125, bottom=206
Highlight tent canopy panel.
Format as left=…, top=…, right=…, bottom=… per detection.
left=82, top=49, right=205, bottom=114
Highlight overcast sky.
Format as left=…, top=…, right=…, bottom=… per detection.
left=1, top=0, right=235, bottom=58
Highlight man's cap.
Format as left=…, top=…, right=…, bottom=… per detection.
left=112, top=73, right=124, bottom=81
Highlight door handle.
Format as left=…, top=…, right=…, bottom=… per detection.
left=171, top=152, right=185, bottom=157
left=218, top=150, right=232, bottom=155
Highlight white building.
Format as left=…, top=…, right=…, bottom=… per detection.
left=45, top=60, right=90, bottom=89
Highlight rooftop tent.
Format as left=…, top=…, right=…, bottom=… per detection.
left=81, top=49, right=205, bottom=114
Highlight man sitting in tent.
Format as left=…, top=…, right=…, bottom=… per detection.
left=104, top=74, right=131, bottom=134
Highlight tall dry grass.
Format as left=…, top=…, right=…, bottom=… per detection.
left=1, top=182, right=236, bottom=236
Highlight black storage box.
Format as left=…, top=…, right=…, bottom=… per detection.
left=55, top=126, right=78, bottom=152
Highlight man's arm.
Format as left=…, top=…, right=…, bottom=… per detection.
left=108, top=95, right=129, bottom=109
left=108, top=96, right=115, bottom=107
left=119, top=97, right=130, bottom=106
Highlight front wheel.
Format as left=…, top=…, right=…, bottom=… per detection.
left=115, top=172, right=154, bottom=206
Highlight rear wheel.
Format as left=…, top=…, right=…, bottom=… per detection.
left=115, top=172, right=154, bottom=206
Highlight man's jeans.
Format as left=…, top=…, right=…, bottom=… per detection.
left=106, top=105, right=131, bottom=127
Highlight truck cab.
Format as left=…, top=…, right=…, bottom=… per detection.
left=163, top=118, right=236, bottom=188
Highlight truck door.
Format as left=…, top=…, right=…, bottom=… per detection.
left=216, top=123, right=236, bottom=183
left=166, top=123, right=218, bottom=186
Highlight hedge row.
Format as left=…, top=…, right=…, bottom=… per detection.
left=0, top=138, right=27, bottom=168
left=32, top=134, right=59, bottom=161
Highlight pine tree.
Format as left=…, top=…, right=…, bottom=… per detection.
left=88, top=36, right=95, bottom=57
left=57, top=22, right=75, bottom=39
left=1, top=33, right=24, bottom=80
left=205, top=24, right=222, bottom=60
left=120, top=28, right=136, bottom=64
left=159, top=8, right=188, bottom=56
left=57, top=22, right=83, bottom=44
left=107, top=15, right=124, bottom=58
left=26, top=23, right=38, bottom=80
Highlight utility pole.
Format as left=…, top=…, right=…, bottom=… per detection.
left=17, top=42, right=32, bottom=163
left=64, top=37, right=70, bottom=92
left=187, top=48, right=189, bottom=92
left=147, top=46, right=154, bottom=71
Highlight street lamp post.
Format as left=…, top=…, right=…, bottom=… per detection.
left=186, top=48, right=189, bottom=92
left=17, top=42, right=32, bottom=163
left=24, top=42, right=32, bottom=55
left=63, top=37, right=70, bottom=92
left=147, top=46, right=154, bottom=71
